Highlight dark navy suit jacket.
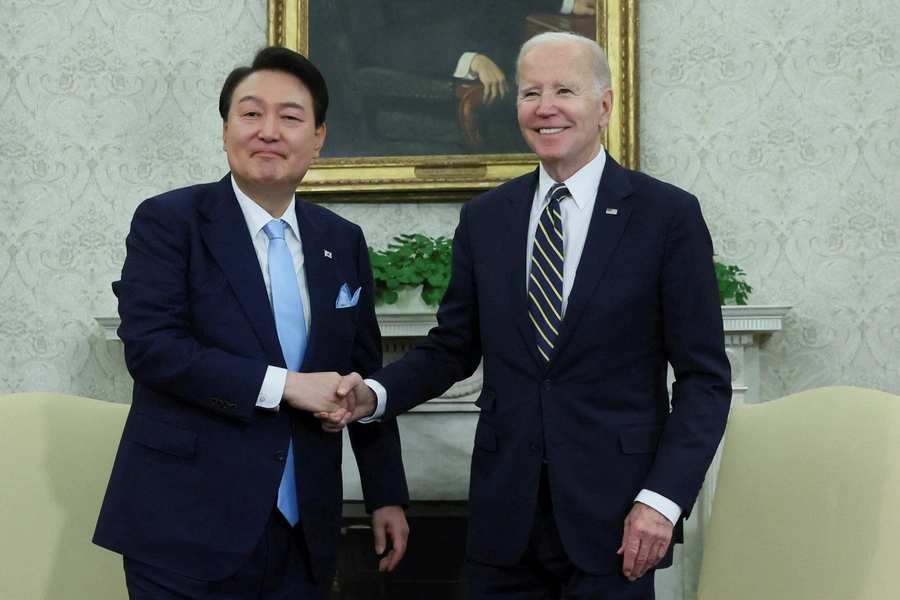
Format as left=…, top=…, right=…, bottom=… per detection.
left=93, top=175, right=408, bottom=584
left=374, top=155, right=731, bottom=574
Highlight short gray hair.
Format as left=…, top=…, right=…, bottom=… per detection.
left=516, top=32, right=612, bottom=97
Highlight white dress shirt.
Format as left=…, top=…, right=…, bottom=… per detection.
left=230, top=176, right=310, bottom=410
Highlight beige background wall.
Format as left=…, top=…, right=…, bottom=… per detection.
left=1, top=0, right=898, bottom=401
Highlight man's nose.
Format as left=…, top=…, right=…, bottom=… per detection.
left=535, top=94, right=557, bottom=116
left=258, top=114, right=280, bottom=140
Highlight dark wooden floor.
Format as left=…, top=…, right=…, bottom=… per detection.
left=333, top=502, right=468, bottom=600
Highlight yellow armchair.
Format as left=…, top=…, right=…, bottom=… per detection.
left=0, top=393, right=129, bottom=599
left=698, top=386, right=900, bottom=600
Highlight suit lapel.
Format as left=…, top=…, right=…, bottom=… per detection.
left=293, top=200, right=337, bottom=372
left=198, top=176, right=284, bottom=365
left=553, top=154, right=634, bottom=355
left=502, top=170, right=547, bottom=370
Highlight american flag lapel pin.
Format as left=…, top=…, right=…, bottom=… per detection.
left=605, top=208, right=618, bottom=215
left=324, top=250, right=333, bottom=258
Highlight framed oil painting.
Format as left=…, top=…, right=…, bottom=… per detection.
left=268, top=0, right=638, bottom=201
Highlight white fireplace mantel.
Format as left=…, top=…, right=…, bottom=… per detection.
left=95, top=305, right=792, bottom=410
left=376, top=304, right=793, bottom=409
left=378, top=304, right=791, bottom=337
left=97, top=305, right=790, bottom=343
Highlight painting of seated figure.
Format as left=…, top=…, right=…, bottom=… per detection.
left=309, top=0, right=597, bottom=157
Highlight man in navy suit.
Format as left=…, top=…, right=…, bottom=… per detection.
left=328, top=32, right=731, bottom=598
left=93, top=47, right=409, bottom=599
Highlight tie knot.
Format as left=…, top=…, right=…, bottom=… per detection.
left=263, top=219, right=287, bottom=241
left=547, top=183, right=570, bottom=205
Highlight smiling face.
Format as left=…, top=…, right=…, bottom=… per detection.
left=516, top=41, right=613, bottom=182
left=222, top=69, right=326, bottom=209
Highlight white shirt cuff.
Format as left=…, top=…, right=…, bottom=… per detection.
left=560, top=0, right=575, bottom=14
left=634, top=489, right=682, bottom=526
left=454, top=52, right=478, bottom=79
left=358, top=378, right=387, bottom=422
left=256, top=366, right=287, bottom=410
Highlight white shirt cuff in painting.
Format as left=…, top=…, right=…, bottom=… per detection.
left=454, top=52, right=478, bottom=80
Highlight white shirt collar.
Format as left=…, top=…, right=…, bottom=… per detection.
left=230, top=175, right=300, bottom=241
left=536, top=148, right=607, bottom=209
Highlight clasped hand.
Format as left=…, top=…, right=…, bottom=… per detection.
left=281, top=371, right=374, bottom=432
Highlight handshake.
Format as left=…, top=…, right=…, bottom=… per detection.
left=282, top=371, right=375, bottom=432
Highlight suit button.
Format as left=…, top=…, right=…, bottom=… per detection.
left=275, top=451, right=286, bottom=461
left=531, top=441, right=543, bottom=451
left=541, top=380, right=552, bottom=391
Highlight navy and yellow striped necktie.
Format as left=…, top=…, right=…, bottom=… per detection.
left=528, top=183, right=569, bottom=363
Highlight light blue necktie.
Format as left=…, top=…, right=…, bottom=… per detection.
left=264, top=219, right=306, bottom=527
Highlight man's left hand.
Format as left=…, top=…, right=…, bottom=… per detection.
left=617, top=502, right=673, bottom=581
left=372, top=505, right=409, bottom=572
left=469, top=54, right=508, bottom=105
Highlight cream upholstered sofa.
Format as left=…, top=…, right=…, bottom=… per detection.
left=0, top=393, right=129, bottom=599
left=697, top=386, right=900, bottom=600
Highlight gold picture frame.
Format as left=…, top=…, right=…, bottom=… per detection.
left=268, top=0, right=638, bottom=202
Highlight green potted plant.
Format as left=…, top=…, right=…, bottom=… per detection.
left=714, top=260, right=753, bottom=305
left=368, top=234, right=452, bottom=308
left=370, top=235, right=752, bottom=308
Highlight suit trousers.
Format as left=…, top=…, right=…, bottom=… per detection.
left=465, top=466, right=655, bottom=600
left=123, top=510, right=329, bottom=600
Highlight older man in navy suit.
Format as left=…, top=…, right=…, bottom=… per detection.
left=328, top=32, right=731, bottom=599
left=93, top=47, right=409, bottom=599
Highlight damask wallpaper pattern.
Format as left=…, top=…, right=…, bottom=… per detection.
left=1, top=0, right=898, bottom=402
left=641, top=0, right=900, bottom=399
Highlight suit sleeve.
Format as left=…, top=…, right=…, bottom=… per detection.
left=345, top=225, right=410, bottom=511
left=113, top=198, right=268, bottom=422
left=642, top=194, right=732, bottom=516
left=374, top=201, right=484, bottom=419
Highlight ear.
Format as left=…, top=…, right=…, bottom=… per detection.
left=222, top=121, right=228, bottom=152
left=312, top=123, right=327, bottom=158
left=597, top=88, right=614, bottom=129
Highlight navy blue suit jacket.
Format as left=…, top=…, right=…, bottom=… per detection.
left=374, top=155, right=731, bottom=574
left=93, top=175, right=408, bottom=584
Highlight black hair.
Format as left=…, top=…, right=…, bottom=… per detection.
left=218, top=46, right=329, bottom=127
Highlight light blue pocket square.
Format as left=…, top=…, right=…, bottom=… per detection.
left=335, top=283, right=361, bottom=309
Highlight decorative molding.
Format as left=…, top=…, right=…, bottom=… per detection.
left=721, top=305, right=791, bottom=334
left=97, top=305, right=791, bottom=349
left=375, top=305, right=793, bottom=339
left=375, top=312, right=437, bottom=338
left=95, top=317, right=122, bottom=342
left=96, top=305, right=790, bottom=416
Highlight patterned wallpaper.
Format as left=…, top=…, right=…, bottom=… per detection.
left=641, top=0, right=900, bottom=399
left=1, top=0, right=898, bottom=402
